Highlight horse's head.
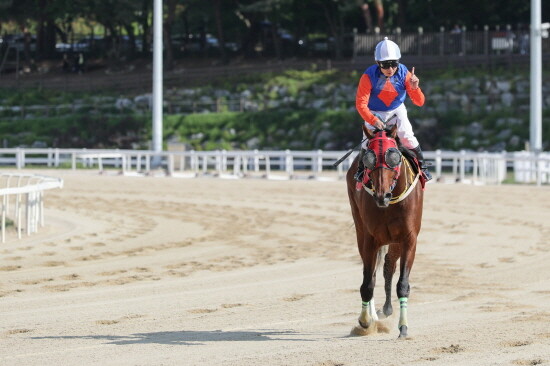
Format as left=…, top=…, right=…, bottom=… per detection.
left=362, top=125, right=403, bottom=208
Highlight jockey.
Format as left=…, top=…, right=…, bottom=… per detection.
left=355, top=37, right=432, bottom=182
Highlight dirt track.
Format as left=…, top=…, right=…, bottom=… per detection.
left=1, top=171, right=549, bottom=365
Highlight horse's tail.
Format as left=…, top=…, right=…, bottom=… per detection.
left=376, top=245, right=388, bottom=274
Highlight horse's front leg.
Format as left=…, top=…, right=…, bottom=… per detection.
left=380, top=246, right=399, bottom=319
left=396, top=237, right=417, bottom=339
left=357, top=236, right=379, bottom=330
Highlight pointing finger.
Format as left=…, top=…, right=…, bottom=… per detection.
left=411, top=67, right=415, bottom=75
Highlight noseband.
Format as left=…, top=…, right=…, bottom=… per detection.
left=363, top=131, right=402, bottom=192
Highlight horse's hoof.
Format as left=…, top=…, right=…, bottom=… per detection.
left=376, top=309, right=387, bottom=319
left=398, top=325, right=408, bottom=339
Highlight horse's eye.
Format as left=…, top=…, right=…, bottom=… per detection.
left=363, top=149, right=377, bottom=170
left=385, top=148, right=401, bottom=168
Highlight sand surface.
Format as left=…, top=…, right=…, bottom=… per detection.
left=0, top=170, right=549, bottom=366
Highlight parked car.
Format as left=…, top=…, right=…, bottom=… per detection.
left=6, top=34, right=37, bottom=52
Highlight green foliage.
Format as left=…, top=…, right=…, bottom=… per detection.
left=170, top=109, right=359, bottom=150
left=0, top=113, right=148, bottom=148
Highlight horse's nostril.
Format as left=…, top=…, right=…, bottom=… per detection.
left=384, top=193, right=392, bottom=199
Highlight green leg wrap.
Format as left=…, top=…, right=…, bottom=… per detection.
left=398, top=297, right=408, bottom=328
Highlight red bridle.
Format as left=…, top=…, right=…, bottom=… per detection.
left=363, top=131, right=402, bottom=190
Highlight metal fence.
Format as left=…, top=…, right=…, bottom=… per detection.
left=353, top=26, right=550, bottom=67
left=1, top=148, right=549, bottom=186
left=0, top=173, right=63, bottom=243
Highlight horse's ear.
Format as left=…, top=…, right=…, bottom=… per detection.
left=388, top=124, right=398, bottom=139
left=362, top=124, right=375, bottom=139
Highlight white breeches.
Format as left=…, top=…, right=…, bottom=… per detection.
left=362, top=104, right=419, bottom=150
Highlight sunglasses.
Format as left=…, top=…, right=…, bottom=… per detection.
left=378, top=60, right=399, bottom=69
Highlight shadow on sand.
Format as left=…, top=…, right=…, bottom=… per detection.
left=31, top=329, right=311, bottom=346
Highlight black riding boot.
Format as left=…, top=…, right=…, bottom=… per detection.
left=411, top=146, right=433, bottom=181
left=354, top=149, right=366, bottom=182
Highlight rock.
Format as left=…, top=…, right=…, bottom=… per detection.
left=509, top=135, right=521, bottom=146
left=115, top=98, right=133, bottom=109
left=199, top=95, right=213, bottom=104
left=501, top=92, right=514, bottom=107
left=311, top=99, right=325, bottom=109
left=495, top=81, right=511, bottom=92
left=314, top=129, right=334, bottom=148
left=240, top=90, right=252, bottom=99
left=415, top=118, right=437, bottom=128
left=214, top=89, right=230, bottom=98
left=246, top=137, right=260, bottom=149
left=467, top=122, right=483, bottom=137
left=267, top=100, right=280, bottom=108
left=496, top=129, right=512, bottom=139
left=134, top=94, right=152, bottom=109
left=515, top=81, right=529, bottom=93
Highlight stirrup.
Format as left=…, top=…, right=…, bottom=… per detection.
left=422, top=168, right=432, bottom=181
left=354, top=170, right=364, bottom=183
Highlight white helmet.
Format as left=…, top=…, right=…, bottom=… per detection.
left=374, top=37, right=401, bottom=61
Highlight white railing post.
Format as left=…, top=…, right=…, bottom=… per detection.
left=15, top=148, right=21, bottom=169
left=221, top=150, right=227, bottom=173
left=473, top=156, right=478, bottom=184
left=39, top=191, right=44, bottom=227
left=25, top=192, right=31, bottom=236
left=435, top=149, right=442, bottom=179
left=1, top=195, right=6, bottom=243
left=265, top=156, right=271, bottom=178
left=17, top=194, right=22, bottom=239
left=47, top=148, right=53, bottom=167
left=535, top=154, right=542, bottom=187
left=179, top=152, right=185, bottom=172
left=202, top=155, right=208, bottom=174
left=168, top=154, right=174, bottom=176
left=285, top=149, right=293, bottom=178
left=459, top=150, right=466, bottom=182
left=254, top=149, right=260, bottom=172
left=189, top=150, right=196, bottom=172
left=233, top=155, right=241, bottom=176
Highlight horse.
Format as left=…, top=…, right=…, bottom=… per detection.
left=346, top=124, right=425, bottom=339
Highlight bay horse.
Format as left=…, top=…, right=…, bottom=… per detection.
left=346, top=124, right=424, bottom=339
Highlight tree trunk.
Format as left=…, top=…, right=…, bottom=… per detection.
left=44, top=20, right=56, bottom=58
left=321, top=1, right=341, bottom=59
left=374, top=0, right=384, bottom=31
left=37, top=0, right=46, bottom=60
left=212, top=0, right=228, bottom=64
left=164, top=0, right=176, bottom=70
left=141, top=0, right=150, bottom=55
left=359, top=2, right=373, bottom=33
left=124, top=23, right=136, bottom=59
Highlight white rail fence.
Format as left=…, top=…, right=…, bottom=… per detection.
left=1, top=148, right=549, bottom=185
left=0, top=173, right=64, bottom=243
